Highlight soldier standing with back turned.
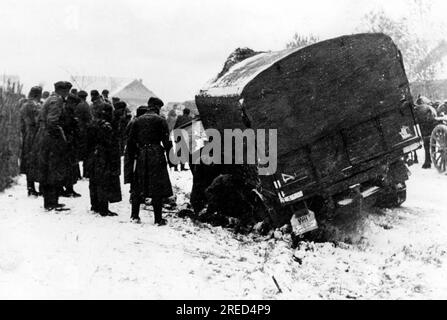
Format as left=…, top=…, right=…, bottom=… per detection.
left=125, top=97, right=174, bottom=225
left=20, top=86, right=42, bottom=197
left=32, top=81, right=72, bottom=212
left=85, top=101, right=122, bottom=216
left=74, top=90, right=92, bottom=177
left=414, top=97, right=438, bottom=169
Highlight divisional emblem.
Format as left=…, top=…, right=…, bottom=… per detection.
left=399, top=126, right=412, bottom=140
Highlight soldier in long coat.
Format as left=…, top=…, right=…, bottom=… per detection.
left=112, top=101, right=132, bottom=156
left=32, top=81, right=72, bottom=212
left=74, top=90, right=92, bottom=177
left=59, top=93, right=82, bottom=197
left=173, top=108, right=193, bottom=172
left=124, top=98, right=173, bottom=225
left=20, top=86, right=42, bottom=196
left=85, top=101, right=122, bottom=216
left=90, top=90, right=102, bottom=117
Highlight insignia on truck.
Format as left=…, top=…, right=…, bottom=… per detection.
left=281, top=174, right=296, bottom=184
left=399, top=126, right=412, bottom=140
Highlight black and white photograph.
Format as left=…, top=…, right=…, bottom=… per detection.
left=1, top=0, right=447, bottom=302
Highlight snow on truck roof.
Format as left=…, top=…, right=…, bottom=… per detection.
left=199, top=46, right=302, bottom=97
left=198, top=33, right=395, bottom=98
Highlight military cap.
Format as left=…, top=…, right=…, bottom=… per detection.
left=114, top=101, right=127, bottom=110
left=28, top=86, right=43, bottom=98
left=102, top=89, right=110, bottom=95
left=78, top=90, right=88, bottom=98
left=98, top=102, right=114, bottom=121
left=54, top=81, right=72, bottom=91
left=70, top=88, right=78, bottom=95
left=148, top=97, right=164, bottom=108
left=136, top=105, right=149, bottom=117
left=112, top=97, right=120, bottom=103
left=66, top=93, right=81, bottom=105
left=91, top=90, right=101, bottom=102
left=42, top=91, right=50, bottom=99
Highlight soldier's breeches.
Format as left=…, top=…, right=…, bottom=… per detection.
left=41, top=184, right=59, bottom=208
left=152, top=197, right=163, bottom=223
left=131, top=200, right=141, bottom=220
left=130, top=196, right=163, bottom=222
left=26, top=177, right=35, bottom=191
left=89, top=181, right=99, bottom=210
left=423, top=137, right=431, bottom=164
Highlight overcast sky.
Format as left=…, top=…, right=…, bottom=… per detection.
left=0, top=0, right=446, bottom=101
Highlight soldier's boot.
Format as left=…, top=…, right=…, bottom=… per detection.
left=27, top=179, right=39, bottom=197
left=53, top=189, right=68, bottom=211
left=422, top=162, right=432, bottom=169
left=98, top=201, right=110, bottom=217
left=62, top=185, right=81, bottom=198
left=44, top=186, right=68, bottom=212
left=413, top=151, right=419, bottom=164
left=423, top=139, right=432, bottom=169
left=89, top=182, right=100, bottom=212
left=153, top=198, right=166, bottom=226
left=106, top=202, right=119, bottom=217
left=131, top=200, right=142, bottom=224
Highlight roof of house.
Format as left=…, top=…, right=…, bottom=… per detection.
left=70, top=76, right=158, bottom=107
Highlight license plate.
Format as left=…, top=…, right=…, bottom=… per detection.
left=291, top=210, right=318, bottom=236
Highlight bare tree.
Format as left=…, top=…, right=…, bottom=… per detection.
left=358, top=3, right=444, bottom=83
left=285, top=33, right=319, bottom=49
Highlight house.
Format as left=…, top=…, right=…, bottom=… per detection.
left=70, top=76, right=158, bottom=113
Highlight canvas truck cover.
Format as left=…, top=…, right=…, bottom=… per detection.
left=196, top=33, right=413, bottom=159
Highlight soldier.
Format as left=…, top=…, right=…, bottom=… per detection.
left=112, top=97, right=121, bottom=107
left=173, top=108, right=193, bottom=171
left=174, top=107, right=193, bottom=128
left=74, top=91, right=92, bottom=174
left=112, top=101, right=132, bottom=156
left=125, top=98, right=174, bottom=225
left=90, top=90, right=103, bottom=118
left=166, top=109, right=178, bottom=133
left=102, top=89, right=111, bottom=104
left=437, top=101, right=447, bottom=116
left=41, top=91, right=50, bottom=103
left=60, top=94, right=82, bottom=197
left=414, top=100, right=438, bottom=169
left=85, top=102, right=122, bottom=216
left=20, top=86, right=43, bottom=197
left=32, top=81, right=72, bottom=212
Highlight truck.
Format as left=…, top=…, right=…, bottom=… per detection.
left=187, top=33, right=422, bottom=236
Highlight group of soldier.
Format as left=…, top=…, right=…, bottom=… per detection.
left=413, top=95, right=447, bottom=170
left=19, top=81, right=188, bottom=225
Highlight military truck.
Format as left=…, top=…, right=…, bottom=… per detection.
left=188, top=33, right=421, bottom=236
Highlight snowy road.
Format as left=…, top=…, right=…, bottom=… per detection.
left=1, top=156, right=447, bottom=300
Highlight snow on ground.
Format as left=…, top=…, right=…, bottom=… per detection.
left=1, top=152, right=447, bottom=300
